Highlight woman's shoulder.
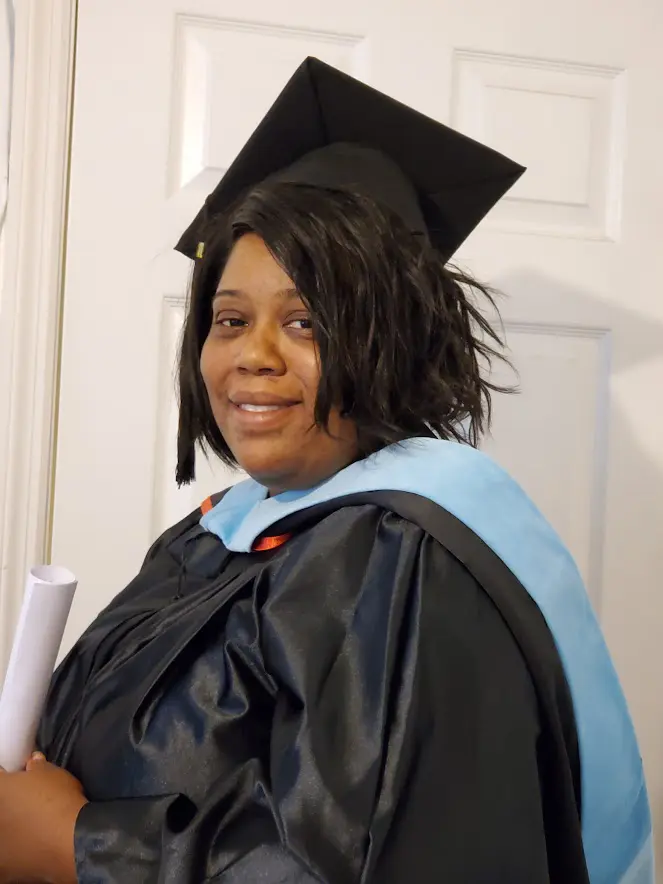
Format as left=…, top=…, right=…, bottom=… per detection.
left=261, top=498, right=544, bottom=747
left=263, top=494, right=569, bottom=731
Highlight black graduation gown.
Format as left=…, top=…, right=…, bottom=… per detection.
left=38, top=492, right=589, bottom=883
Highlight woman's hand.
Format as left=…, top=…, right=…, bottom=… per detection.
left=0, top=752, right=88, bottom=884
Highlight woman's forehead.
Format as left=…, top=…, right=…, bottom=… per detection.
left=218, top=235, right=290, bottom=287
left=215, top=235, right=302, bottom=307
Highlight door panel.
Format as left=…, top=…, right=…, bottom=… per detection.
left=53, top=0, right=663, bottom=854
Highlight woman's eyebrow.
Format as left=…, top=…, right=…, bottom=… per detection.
left=212, top=287, right=301, bottom=303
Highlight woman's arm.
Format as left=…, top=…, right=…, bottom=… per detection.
left=252, top=517, right=555, bottom=883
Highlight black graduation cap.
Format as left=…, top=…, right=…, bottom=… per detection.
left=175, top=57, right=525, bottom=262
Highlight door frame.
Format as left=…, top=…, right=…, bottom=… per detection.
left=0, top=0, right=76, bottom=673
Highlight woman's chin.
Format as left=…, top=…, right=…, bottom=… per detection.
left=233, top=450, right=298, bottom=492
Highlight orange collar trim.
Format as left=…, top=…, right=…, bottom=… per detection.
left=252, top=533, right=292, bottom=552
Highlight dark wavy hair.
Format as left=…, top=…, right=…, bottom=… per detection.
left=176, top=182, right=513, bottom=485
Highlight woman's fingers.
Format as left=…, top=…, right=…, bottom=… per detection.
left=25, top=752, right=46, bottom=772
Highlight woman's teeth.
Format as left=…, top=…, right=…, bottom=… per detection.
left=238, top=404, right=283, bottom=412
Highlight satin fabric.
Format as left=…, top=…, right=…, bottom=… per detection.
left=202, top=438, right=652, bottom=884
left=38, top=500, right=586, bottom=883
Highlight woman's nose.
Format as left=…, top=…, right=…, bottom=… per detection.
left=236, top=324, right=286, bottom=375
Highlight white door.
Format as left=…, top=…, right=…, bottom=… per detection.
left=52, top=0, right=663, bottom=856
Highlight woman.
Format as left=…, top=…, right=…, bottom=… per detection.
left=0, top=59, right=652, bottom=883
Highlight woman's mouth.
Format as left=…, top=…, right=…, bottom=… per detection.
left=228, top=396, right=301, bottom=432
left=235, top=403, right=284, bottom=413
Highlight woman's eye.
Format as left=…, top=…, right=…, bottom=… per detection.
left=215, top=316, right=246, bottom=328
left=286, top=318, right=313, bottom=331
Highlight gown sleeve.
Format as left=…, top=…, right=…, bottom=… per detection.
left=72, top=507, right=555, bottom=884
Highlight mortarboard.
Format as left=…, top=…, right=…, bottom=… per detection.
left=175, top=57, right=525, bottom=263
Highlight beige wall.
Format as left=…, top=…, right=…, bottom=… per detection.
left=0, top=1, right=13, bottom=293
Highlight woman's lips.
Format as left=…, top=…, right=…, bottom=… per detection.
left=228, top=400, right=298, bottom=431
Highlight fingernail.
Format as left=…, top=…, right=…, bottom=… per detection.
left=31, top=751, right=45, bottom=761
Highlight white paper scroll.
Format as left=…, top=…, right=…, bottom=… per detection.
left=0, top=565, right=77, bottom=771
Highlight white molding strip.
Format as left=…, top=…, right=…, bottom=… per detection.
left=0, top=0, right=76, bottom=674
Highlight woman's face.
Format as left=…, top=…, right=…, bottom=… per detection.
left=200, top=233, right=358, bottom=494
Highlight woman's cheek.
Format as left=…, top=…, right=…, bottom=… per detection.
left=200, top=336, right=219, bottom=389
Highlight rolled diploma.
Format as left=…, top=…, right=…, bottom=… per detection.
left=0, top=565, right=77, bottom=771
